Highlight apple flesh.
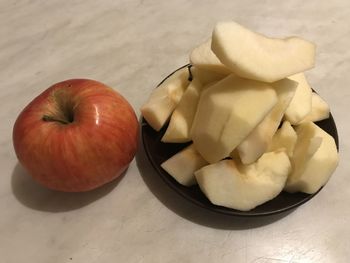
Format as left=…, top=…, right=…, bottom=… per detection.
left=161, top=144, right=208, bottom=186
left=284, top=122, right=339, bottom=194
left=268, top=121, right=297, bottom=158
left=190, top=66, right=228, bottom=86
left=161, top=78, right=203, bottom=143
left=299, top=93, right=330, bottom=123
left=211, top=21, right=316, bottom=83
left=141, top=66, right=190, bottom=131
left=191, top=74, right=278, bottom=163
left=235, top=78, right=297, bottom=164
left=195, top=151, right=291, bottom=211
left=284, top=73, right=312, bottom=124
left=190, top=39, right=232, bottom=74
left=13, top=79, right=139, bottom=192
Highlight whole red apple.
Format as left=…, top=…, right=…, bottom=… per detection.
left=13, top=79, right=139, bottom=192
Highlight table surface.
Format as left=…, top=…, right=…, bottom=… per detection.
left=1, top=1, right=349, bottom=262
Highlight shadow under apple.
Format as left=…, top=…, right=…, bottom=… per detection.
left=11, top=163, right=125, bottom=212
left=136, top=129, right=294, bottom=230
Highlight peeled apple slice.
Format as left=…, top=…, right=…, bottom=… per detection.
left=211, top=21, right=316, bottom=83
left=191, top=66, right=228, bottom=86
left=161, top=78, right=203, bottom=143
left=299, top=93, right=330, bottom=123
left=268, top=121, right=297, bottom=158
left=141, top=67, right=190, bottom=131
left=284, top=73, right=313, bottom=124
left=191, top=74, right=278, bottom=163
left=285, top=122, right=339, bottom=194
left=161, top=144, right=208, bottom=186
left=235, top=78, right=297, bottom=164
left=195, top=151, right=291, bottom=211
left=190, top=39, right=232, bottom=74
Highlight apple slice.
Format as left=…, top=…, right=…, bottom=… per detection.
left=211, top=21, right=316, bottom=83
left=195, top=151, right=291, bottom=211
left=161, top=78, right=203, bottom=143
left=191, top=66, right=228, bottom=86
left=190, top=39, right=232, bottom=74
left=161, top=144, right=208, bottom=186
left=299, top=93, right=330, bottom=123
left=285, top=122, right=339, bottom=194
left=284, top=73, right=313, bottom=124
left=235, top=78, right=297, bottom=164
left=141, top=67, right=191, bottom=131
left=191, top=74, right=278, bottom=163
left=268, top=121, right=297, bottom=158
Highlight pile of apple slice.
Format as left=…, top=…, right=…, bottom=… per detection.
left=141, top=21, right=339, bottom=211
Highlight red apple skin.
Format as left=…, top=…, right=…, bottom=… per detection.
left=13, top=79, right=139, bottom=192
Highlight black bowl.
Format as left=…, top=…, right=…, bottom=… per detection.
left=141, top=65, right=339, bottom=217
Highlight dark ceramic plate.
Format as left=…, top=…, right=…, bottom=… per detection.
left=141, top=65, right=339, bottom=217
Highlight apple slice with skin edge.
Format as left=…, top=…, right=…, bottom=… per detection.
left=195, top=150, right=291, bottom=211
left=161, top=144, right=208, bottom=186
left=191, top=74, right=278, bottom=163
left=268, top=121, right=297, bottom=158
left=211, top=21, right=316, bottom=83
left=284, top=73, right=313, bottom=124
left=298, top=92, right=330, bottom=124
left=284, top=122, right=339, bottom=194
left=141, top=66, right=191, bottom=131
left=190, top=39, right=232, bottom=74
left=235, top=78, right=297, bottom=164
left=161, top=78, right=203, bottom=143
left=191, top=66, right=228, bottom=86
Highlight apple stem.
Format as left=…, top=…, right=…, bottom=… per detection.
left=42, top=115, right=70, bottom=125
left=187, top=65, right=193, bottom=81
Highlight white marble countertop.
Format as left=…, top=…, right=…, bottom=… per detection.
left=1, top=1, right=349, bottom=262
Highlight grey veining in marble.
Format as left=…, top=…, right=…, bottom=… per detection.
left=1, top=0, right=350, bottom=262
